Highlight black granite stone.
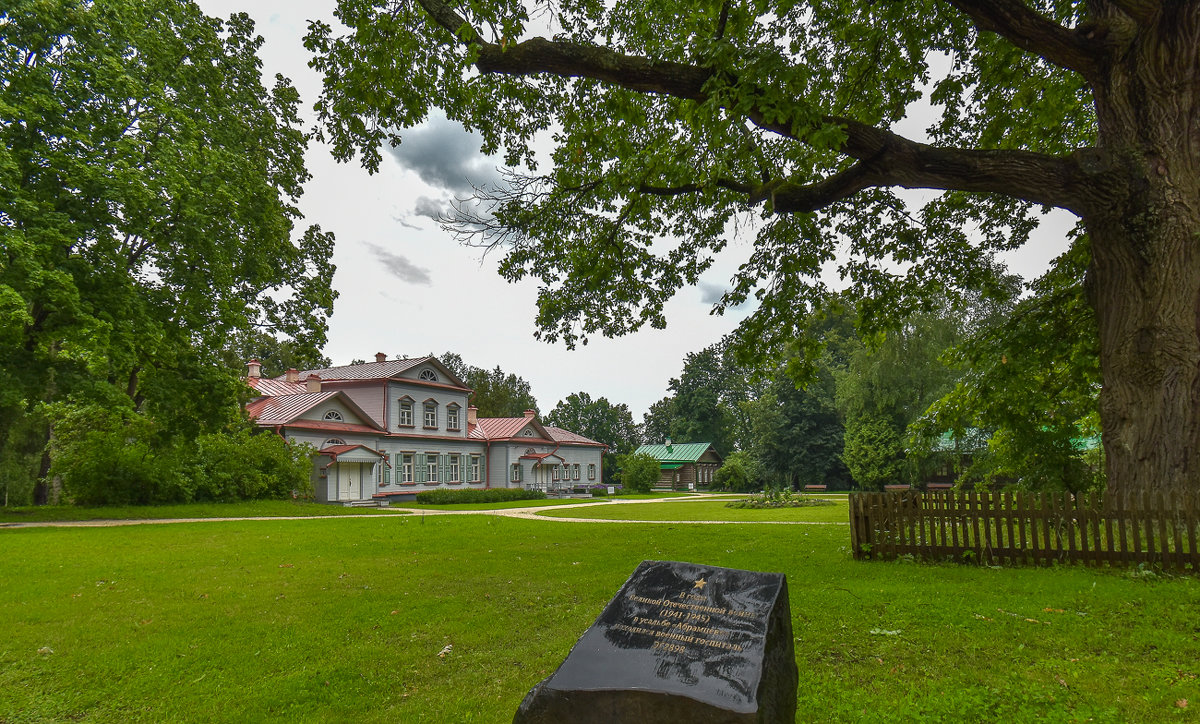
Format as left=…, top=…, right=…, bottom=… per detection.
left=513, top=560, right=797, bottom=724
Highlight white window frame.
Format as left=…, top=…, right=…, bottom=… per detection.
left=470, top=454, right=481, bottom=482
left=419, top=369, right=438, bottom=382
left=398, top=399, right=414, bottom=427
left=423, top=401, right=438, bottom=429
left=588, top=463, right=596, bottom=481
left=402, top=453, right=414, bottom=483
left=573, top=464, right=580, bottom=480
left=449, top=454, right=461, bottom=482
left=323, top=438, right=346, bottom=448
left=323, top=410, right=343, bottom=422
left=552, top=464, right=560, bottom=481
left=447, top=405, right=460, bottom=430
left=511, top=463, right=521, bottom=483
left=426, top=452, right=439, bottom=483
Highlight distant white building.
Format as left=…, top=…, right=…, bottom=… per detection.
left=246, top=354, right=606, bottom=503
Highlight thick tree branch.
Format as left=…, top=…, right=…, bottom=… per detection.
left=942, top=0, right=1100, bottom=78
left=415, top=0, right=1109, bottom=216
left=1106, top=0, right=1160, bottom=26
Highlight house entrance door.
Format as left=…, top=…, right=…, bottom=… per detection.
left=337, top=462, right=358, bottom=501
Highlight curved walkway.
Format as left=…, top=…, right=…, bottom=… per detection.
left=0, top=495, right=848, bottom=528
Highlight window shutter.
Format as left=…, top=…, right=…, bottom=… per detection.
left=441, top=453, right=448, bottom=483
left=383, top=455, right=391, bottom=484
left=416, top=454, right=426, bottom=483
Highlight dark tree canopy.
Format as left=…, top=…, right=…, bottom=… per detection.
left=309, top=1, right=1200, bottom=494
left=440, top=352, right=539, bottom=417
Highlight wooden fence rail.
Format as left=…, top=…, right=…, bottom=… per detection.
left=849, top=490, right=1200, bottom=572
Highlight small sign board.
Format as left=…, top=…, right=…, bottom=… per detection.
left=513, top=560, right=797, bottom=723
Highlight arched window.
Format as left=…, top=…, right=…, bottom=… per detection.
left=323, top=410, right=343, bottom=422
left=323, top=438, right=346, bottom=448
left=419, top=369, right=438, bottom=382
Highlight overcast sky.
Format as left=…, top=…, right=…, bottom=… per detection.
left=195, top=0, right=1076, bottom=420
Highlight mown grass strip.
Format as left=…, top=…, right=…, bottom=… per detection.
left=537, top=500, right=851, bottom=523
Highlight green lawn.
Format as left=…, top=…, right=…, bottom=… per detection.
left=1, top=514, right=1197, bottom=722
left=538, top=499, right=851, bottom=523
left=401, top=498, right=596, bottom=511
left=0, top=500, right=406, bottom=524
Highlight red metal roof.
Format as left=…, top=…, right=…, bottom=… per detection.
left=246, top=391, right=383, bottom=431
left=543, top=426, right=605, bottom=448
left=247, top=391, right=341, bottom=425
left=472, top=417, right=549, bottom=441
left=247, top=377, right=306, bottom=396
left=317, top=444, right=385, bottom=458
left=298, top=356, right=448, bottom=382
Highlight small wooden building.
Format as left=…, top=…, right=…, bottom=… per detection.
left=634, top=441, right=724, bottom=491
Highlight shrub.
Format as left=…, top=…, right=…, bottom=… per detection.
left=183, top=428, right=312, bottom=502
left=415, top=488, right=546, bottom=505
left=615, top=452, right=659, bottom=493
left=713, top=451, right=758, bottom=493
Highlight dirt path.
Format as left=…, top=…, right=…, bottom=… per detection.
left=0, top=495, right=848, bottom=528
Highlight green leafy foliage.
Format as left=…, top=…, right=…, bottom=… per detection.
left=545, top=391, right=639, bottom=484
left=414, top=487, right=546, bottom=505
left=712, top=450, right=758, bottom=493
left=48, top=403, right=311, bottom=506
left=841, top=415, right=906, bottom=491
left=439, top=352, right=539, bottom=418
left=0, top=0, right=335, bottom=503
left=615, top=452, right=659, bottom=493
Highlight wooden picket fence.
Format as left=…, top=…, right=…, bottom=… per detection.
left=849, top=489, right=1200, bottom=572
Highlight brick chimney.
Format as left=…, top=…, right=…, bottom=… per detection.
left=246, top=359, right=261, bottom=378
left=467, top=405, right=478, bottom=425
left=375, top=352, right=387, bottom=363
left=285, top=367, right=299, bottom=383
left=523, top=409, right=536, bottom=419
left=305, top=374, right=322, bottom=393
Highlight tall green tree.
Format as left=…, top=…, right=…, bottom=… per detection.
left=308, top=0, right=1200, bottom=495
left=915, top=241, right=1103, bottom=491
left=546, top=391, right=639, bottom=484
left=1, top=0, right=335, bottom=503
left=439, top=352, right=539, bottom=417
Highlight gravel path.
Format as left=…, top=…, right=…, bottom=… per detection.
left=0, top=495, right=848, bottom=528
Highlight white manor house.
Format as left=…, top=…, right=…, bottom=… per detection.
left=245, top=354, right=605, bottom=503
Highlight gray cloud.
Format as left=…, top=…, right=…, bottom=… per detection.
left=698, top=282, right=727, bottom=305
left=413, top=196, right=445, bottom=221
left=699, top=282, right=752, bottom=310
left=391, top=214, right=422, bottom=230
left=364, top=242, right=432, bottom=286
left=387, top=118, right=502, bottom=194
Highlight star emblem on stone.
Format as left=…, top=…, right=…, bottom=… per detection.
left=693, top=578, right=707, bottom=590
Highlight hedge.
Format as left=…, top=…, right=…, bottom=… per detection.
left=414, top=488, right=547, bottom=505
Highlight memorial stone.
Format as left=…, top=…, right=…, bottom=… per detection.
left=513, top=560, right=797, bottom=723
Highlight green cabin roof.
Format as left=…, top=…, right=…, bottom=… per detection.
left=634, top=442, right=716, bottom=464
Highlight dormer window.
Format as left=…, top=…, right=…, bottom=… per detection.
left=397, top=396, right=414, bottom=427
left=323, top=410, right=343, bottom=422
left=446, top=404, right=461, bottom=430
left=419, top=369, right=438, bottom=382
left=423, top=400, right=438, bottom=428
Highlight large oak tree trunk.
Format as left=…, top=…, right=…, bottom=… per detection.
left=1088, top=3, right=1200, bottom=495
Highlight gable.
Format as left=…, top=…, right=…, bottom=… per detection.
left=396, top=357, right=469, bottom=389
left=298, top=397, right=370, bottom=426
